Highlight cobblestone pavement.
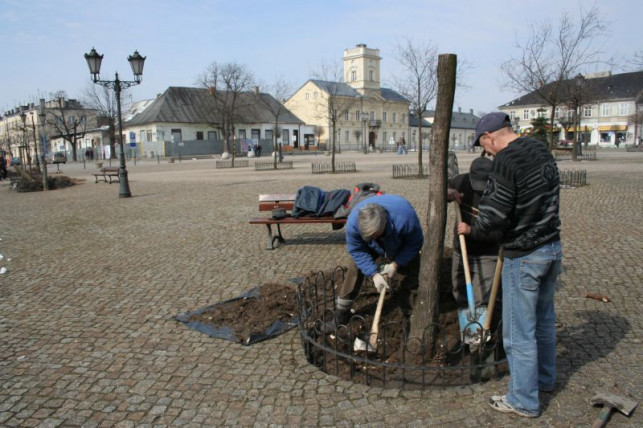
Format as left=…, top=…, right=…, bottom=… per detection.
left=1, top=149, right=641, bottom=427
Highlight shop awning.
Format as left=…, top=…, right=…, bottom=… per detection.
left=597, top=125, right=627, bottom=131
left=568, top=125, right=592, bottom=132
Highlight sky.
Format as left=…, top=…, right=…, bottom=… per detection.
left=1, top=0, right=641, bottom=116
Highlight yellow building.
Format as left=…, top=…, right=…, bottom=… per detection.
left=285, top=44, right=410, bottom=151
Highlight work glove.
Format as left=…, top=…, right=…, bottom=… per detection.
left=380, top=262, right=397, bottom=278
left=372, top=273, right=390, bottom=293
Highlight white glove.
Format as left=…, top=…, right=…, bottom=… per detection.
left=380, top=262, right=397, bottom=278
left=372, top=273, right=390, bottom=292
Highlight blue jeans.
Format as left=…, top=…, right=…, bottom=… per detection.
left=502, top=240, right=562, bottom=416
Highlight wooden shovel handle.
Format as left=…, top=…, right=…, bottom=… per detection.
left=484, top=247, right=503, bottom=331
left=454, top=204, right=472, bottom=286
left=369, top=286, right=387, bottom=349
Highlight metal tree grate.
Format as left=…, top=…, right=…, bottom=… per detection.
left=559, top=169, right=587, bottom=187
left=311, top=161, right=357, bottom=174
left=296, top=268, right=508, bottom=389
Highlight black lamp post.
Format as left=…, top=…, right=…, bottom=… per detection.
left=84, top=47, right=145, bottom=198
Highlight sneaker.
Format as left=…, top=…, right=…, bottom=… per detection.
left=489, top=395, right=538, bottom=418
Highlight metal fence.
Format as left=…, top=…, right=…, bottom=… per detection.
left=311, top=161, right=357, bottom=174
left=559, top=169, right=587, bottom=187
left=296, top=268, right=508, bottom=389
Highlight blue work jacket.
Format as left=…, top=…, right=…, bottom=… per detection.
left=345, top=194, right=424, bottom=277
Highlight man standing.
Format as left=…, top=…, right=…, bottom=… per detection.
left=323, top=194, right=424, bottom=332
left=448, top=156, right=501, bottom=316
left=458, top=112, right=562, bottom=418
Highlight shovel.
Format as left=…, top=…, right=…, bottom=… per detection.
left=455, top=204, right=487, bottom=345
left=483, top=246, right=504, bottom=336
left=353, top=285, right=387, bottom=353
left=591, top=392, right=638, bottom=427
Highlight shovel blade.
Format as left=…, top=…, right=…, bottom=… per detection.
left=458, top=307, right=487, bottom=345
left=353, top=336, right=376, bottom=353
left=591, top=393, right=638, bottom=416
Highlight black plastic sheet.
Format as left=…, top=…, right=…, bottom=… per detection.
left=175, top=285, right=300, bottom=345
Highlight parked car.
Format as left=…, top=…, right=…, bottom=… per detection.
left=10, top=157, right=21, bottom=166
left=46, top=152, right=67, bottom=164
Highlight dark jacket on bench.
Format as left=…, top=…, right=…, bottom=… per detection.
left=292, top=186, right=351, bottom=218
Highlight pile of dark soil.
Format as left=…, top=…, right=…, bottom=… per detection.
left=297, top=251, right=506, bottom=387
left=177, top=283, right=299, bottom=345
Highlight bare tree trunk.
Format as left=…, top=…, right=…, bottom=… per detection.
left=409, top=54, right=457, bottom=355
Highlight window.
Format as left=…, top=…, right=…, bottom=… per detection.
left=510, top=110, right=516, bottom=120
left=207, top=131, right=217, bottom=140
left=383, top=132, right=387, bottom=142
left=196, top=131, right=204, bottom=140
left=345, top=111, right=350, bottom=121
left=553, top=108, right=559, bottom=119
left=282, top=129, right=289, bottom=144
left=238, top=129, right=246, bottom=139
left=370, top=111, right=374, bottom=120
left=382, top=111, right=387, bottom=122
left=265, top=130, right=273, bottom=140
left=140, top=131, right=145, bottom=142
left=158, top=130, right=165, bottom=141
left=392, top=112, right=397, bottom=123
left=402, top=113, right=406, bottom=124
left=313, top=92, right=318, bottom=99
left=601, top=104, right=610, bottom=117
left=351, top=71, right=357, bottom=82
left=619, top=103, right=629, bottom=116
left=583, top=106, right=592, bottom=117
left=523, top=110, right=529, bottom=120
left=147, top=130, right=152, bottom=142
left=356, top=110, right=361, bottom=121
left=251, top=129, right=260, bottom=140
left=345, top=130, right=349, bottom=141
left=369, top=70, right=374, bottom=81
left=305, top=92, right=309, bottom=100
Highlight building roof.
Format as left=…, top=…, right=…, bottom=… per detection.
left=307, top=79, right=409, bottom=102
left=408, top=113, right=431, bottom=128
left=500, top=70, right=643, bottom=108
left=125, top=86, right=304, bottom=127
left=423, top=108, right=479, bottom=130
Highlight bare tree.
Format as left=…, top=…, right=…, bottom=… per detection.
left=81, top=82, right=119, bottom=159
left=501, top=5, right=608, bottom=149
left=628, top=50, right=643, bottom=71
left=312, top=60, right=360, bottom=172
left=394, top=37, right=439, bottom=176
left=47, top=91, right=94, bottom=161
left=253, top=78, right=292, bottom=169
left=199, top=62, right=255, bottom=164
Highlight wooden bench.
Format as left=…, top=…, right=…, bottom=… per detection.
left=249, top=193, right=346, bottom=250
left=92, top=167, right=120, bottom=184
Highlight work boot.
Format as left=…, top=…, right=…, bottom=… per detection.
left=321, top=308, right=351, bottom=333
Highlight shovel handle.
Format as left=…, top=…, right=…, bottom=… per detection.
left=369, top=286, right=387, bottom=349
left=455, top=204, right=474, bottom=315
left=483, top=247, right=503, bottom=331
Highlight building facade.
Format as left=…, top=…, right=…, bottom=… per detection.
left=499, top=71, right=643, bottom=147
left=285, top=44, right=412, bottom=151
left=423, top=107, right=480, bottom=150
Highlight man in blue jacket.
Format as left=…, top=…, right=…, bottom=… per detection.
left=323, top=194, right=424, bottom=332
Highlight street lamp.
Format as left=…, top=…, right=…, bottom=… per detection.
left=361, top=112, right=369, bottom=154
left=19, top=108, right=28, bottom=170
left=38, top=99, right=49, bottom=190
left=84, top=47, right=146, bottom=198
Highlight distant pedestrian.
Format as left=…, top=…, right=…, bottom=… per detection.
left=0, top=152, right=7, bottom=180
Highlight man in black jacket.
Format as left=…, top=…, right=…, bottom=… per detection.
left=448, top=156, right=501, bottom=313
left=458, top=112, right=562, bottom=418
